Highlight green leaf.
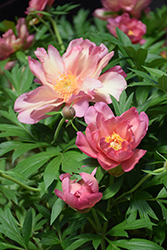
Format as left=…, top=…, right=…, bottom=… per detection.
left=158, top=75, right=167, bottom=93
left=35, top=204, right=50, bottom=220
left=116, top=27, right=132, bottom=46
left=61, top=150, right=86, bottom=174
left=143, top=66, right=167, bottom=77
left=50, top=198, right=65, bottom=225
left=44, top=155, right=61, bottom=190
left=12, top=142, right=48, bottom=163
left=0, top=207, right=26, bottom=248
left=14, top=151, right=57, bottom=178
left=102, top=179, right=123, bottom=200
left=0, top=124, right=31, bottom=138
left=157, top=187, right=167, bottom=199
left=107, top=219, right=155, bottom=237
left=22, top=208, right=32, bottom=247
left=0, top=242, right=24, bottom=250
left=110, top=95, right=121, bottom=116
left=0, top=141, right=21, bottom=157
left=115, top=238, right=165, bottom=250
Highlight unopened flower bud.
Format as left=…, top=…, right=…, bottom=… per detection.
left=62, top=106, right=76, bottom=120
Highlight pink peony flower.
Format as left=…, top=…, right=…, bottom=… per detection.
left=14, top=38, right=127, bottom=124
left=94, top=0, right=152, bottom=19
left=0, top=18, right=34, bottom=61
left=107, top=13, right=147, bottom=44
left=26, top=0, right=55, bottom=14
left=76, top=102, right=149, bottom=177
left=54, top=168, right=102, bottom=212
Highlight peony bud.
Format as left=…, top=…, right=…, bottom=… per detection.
left=62, top=106, right=76, bottom=120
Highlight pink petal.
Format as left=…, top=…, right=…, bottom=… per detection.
left=121, top=107, right=149, bottom=147
left=97, top=152, right=120, bottom=170
left=28, top=57, right=48, bottom=86
left=34, top=45, right=64, bottom=83
left=71, top=97, right=89, bottom=117
left=14, top=85, right=63, bottom=124
left=96, top=71, right=127, bottom=102
left=54, top=189, right=64, bottom=200
left=85, top=102, right=114, bottom=125
left=80, top=172, right=99, bottom=192
left=121, top=149, right=146, bottom=172
left=75, top=192, right=102, bottom=210
left=76, top=132, right=98, bottom=158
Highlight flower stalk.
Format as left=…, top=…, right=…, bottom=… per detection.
left=0, top=171, right=40, bottom=192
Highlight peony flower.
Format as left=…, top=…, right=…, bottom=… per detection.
left=54, top=168, right=102, bottom=212
left=14, top=38, right=127, bottom=124
left=0, top=18, right=34, bottom=61
left=26, top=0, right=55, bottom=14
left=94, top=0, right=152, bottom=19
left=107, top=13, right=147, bottom=44
left=76, top=102, right=149, bottom=177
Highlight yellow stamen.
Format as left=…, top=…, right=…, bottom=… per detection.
left=105, top=131, right=125, bottom=151
left=127, top=30, right=134, bottom=36
left=53, top=71, right=79, bottom=101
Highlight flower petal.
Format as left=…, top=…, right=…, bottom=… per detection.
left=121, top=149, right=146, bottom=171
left=76, top=131, right=98, bottom=158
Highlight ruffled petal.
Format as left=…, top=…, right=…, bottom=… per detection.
left=76, top=132, right=98, bottom=158
left=121, top=149, right=146, bottom=172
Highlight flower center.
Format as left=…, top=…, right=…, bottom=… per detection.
left=105, top=131, right=125, bottom=151
left=127, top=30, right=134, bottom=36
left=53, top=71, right=78, bottom=101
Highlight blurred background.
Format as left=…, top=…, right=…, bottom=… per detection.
left=0, top=0, right=166, bottom=22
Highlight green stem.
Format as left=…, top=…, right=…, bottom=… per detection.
left=91, top=208, right=102, bottom=232
left=51, top=117, right=66, bottom=145
left=0, top=172, right=40, bottom=192
left=47, top=16, right=65, bottom=52
left=36, top=15, right=56, bottom=40
left=87, top=217, right=99, bottom=234
left=114, top=167, right=165, bottom=203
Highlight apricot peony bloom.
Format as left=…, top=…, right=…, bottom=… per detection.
left=14, top=38, right=127, bottom=124
left=54, top=168, right=102, bottom=212
left=94, top=0, right=152, bottom=19
left=0, top=18, right=34, bottom=61
left=107, top=13, right=146, bottom=44
left=76, top=102, right=149, bottom=177
left=26, top=0, right=55, bottom=14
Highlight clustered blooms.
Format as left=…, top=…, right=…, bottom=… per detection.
left=94, top=0, right=151, bottom=44
left=14, top=38, right=127, bottom=124
left=54, top=168, right=103, bottom=212
left=76, top=102, right=149, bottom=177
left=8, top=0, right=149, bottom=212
left=0, top=18, right=34, bottom=62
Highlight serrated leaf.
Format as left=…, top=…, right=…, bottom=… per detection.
left=50, top=198, right=65, bottom=225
